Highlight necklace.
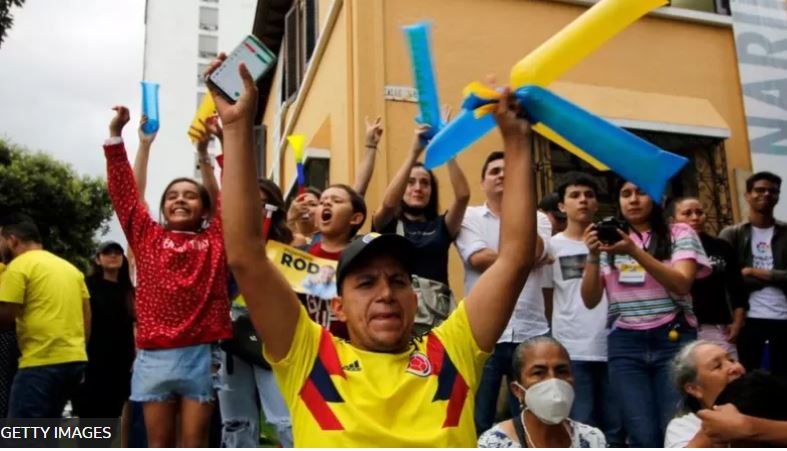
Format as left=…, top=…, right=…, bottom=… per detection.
left=519, top=410, right=571, bottom=448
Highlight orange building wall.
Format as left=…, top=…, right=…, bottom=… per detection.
left=263, top=0, right=751, bottom=297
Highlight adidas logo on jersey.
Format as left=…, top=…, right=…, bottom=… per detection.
left=342, top=360, right=362, bottom=372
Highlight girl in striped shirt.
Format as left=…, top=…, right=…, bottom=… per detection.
left=580, top=180, right=710, bottom=447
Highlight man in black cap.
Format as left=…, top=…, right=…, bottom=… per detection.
left=216, top=59, right=537, bottom=448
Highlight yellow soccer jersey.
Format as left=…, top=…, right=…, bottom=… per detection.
left=0, top=250, right=88, bottom=368
left=265, top=301, right=489, bottom=447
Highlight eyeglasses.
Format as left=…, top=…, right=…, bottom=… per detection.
left=752, top=187, right=780, bottom=195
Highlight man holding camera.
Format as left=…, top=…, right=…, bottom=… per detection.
left=541, top=173, right=624, bottom=446
left=720, top=171, right=787, bottom=380
left=456, top=150, right=550, bottom=434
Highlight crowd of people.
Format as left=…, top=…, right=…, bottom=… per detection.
left=1, top=55, right=786, bottom=448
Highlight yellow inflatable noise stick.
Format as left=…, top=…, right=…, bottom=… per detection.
left=287, top=135, right=306, bottom=165
left=288, top=135, right=307, bottom=193
left=187, top=94, right=216, bottom=143
left=510, top=0, right=667, bottom=88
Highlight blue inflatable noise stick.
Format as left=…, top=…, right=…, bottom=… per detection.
left=516, top=85, right=687, bottom=201
left=424, top=110, right=495, bottom=169
left=403, top=22, right=443, bottom=138
left=141, top=81, right=160, bottom=135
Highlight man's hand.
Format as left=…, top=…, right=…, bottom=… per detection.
left=727, top=321, right=742, bottom=344
left=411, top=123, right=432, bottom=156
left=205, top=114, right=224, bottom=142
left=583, top=224, right=602, bottom=257
left=598, top=229, right=637, bottom=256
left=109, top=106, right=131, bottom=138
left=365, top=115, right=383, bottom=148
left=288, top=193, right=315, bottom=224
left=534, top=254, right=554, bottom=269
left=138, top=115, right=157, bottom=144
left=698, top=404, right=750, bottom=444
left=492, top=88, right=532, bottom=140
left=742, top=267, right=770, bottom=280
left=205, top=54, right=258, bottom=128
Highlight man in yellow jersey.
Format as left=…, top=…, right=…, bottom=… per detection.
left=215, top=56, right=537, bottom=447
left=0, top=260, right=18, bottom=418
left=0, top=214, right=91, bottom=418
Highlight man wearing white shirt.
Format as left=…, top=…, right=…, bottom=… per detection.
left=456, top=151, right=549, bottom=434
left=542, top=172, right=624, bottom=446
left=720, top=171, right=787, bottom=380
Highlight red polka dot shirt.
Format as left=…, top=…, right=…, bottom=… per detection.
left=104, top=139, right=231, bottom=349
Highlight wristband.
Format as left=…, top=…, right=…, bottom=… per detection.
left=365, top=144, right=377, bottom=150
left=586, top=254, right=600, bottom=265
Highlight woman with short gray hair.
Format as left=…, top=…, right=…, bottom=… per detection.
left=665, top=340, right=745, bottom=447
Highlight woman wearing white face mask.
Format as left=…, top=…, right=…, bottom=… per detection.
left=478, top=336, right=607, bottom=448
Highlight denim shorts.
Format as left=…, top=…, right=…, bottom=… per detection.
left=130, top=343, right=220, bottom=403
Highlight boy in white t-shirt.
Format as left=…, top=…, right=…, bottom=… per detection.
left=542, top=172, right=624, bottom=447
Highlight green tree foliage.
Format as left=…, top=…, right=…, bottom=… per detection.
left=0, top=139, right=112, bottom=271
left=0, top=0, right=24, bottom=47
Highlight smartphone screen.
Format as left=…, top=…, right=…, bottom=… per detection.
left=208, top=35, right=276, bottom=103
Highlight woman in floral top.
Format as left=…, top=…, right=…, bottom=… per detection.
left=478, top=337, right=606, bottom=448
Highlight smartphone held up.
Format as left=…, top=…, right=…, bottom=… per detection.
left=208, top=35, right=276, bottom=103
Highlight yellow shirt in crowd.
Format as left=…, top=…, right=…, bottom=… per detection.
left=0, top=250, right=88, bottom=368
left=265, top=301, right=488, bottom=447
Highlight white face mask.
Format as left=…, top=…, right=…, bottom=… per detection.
left=515, top=379, right=575, bottom=425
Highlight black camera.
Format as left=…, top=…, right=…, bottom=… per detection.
left=595, top=217, right=629, bottom=245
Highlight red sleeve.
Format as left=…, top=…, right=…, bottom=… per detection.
left=215, top=154, right=224, bottom=181
left=104, top=141, right=157, bottom=249
left=208, top=193, right=223, bottom=235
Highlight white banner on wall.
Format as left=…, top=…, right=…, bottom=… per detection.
left=731, top=0, right=787, bottom=218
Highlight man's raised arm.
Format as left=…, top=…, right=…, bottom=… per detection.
left=209, top=56, right=301, bottom=362
left=465, top=89, right=537, bottom=352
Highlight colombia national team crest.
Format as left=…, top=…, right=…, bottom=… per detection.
left=406, top=351, right=432, bottom=377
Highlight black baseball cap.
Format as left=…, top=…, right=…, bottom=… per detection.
left=336, top=233, right=415, bottom=295
left=538, top=193, right=567, bottom=220
left=96, top=241, right=124, bottom=255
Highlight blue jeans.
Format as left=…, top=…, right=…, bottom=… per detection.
left=8, top=361, right=86, bottom=418
left=217, top=351, right=293, bottom=448
left=474, top=342, right=520, bottom=435
left=130, top=343, right=219, bottom=403
left=608, top=322, right=696, bottom=447
left=570, top=360, right=625, bottom=447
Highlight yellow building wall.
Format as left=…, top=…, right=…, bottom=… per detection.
left=262, top=0, right=353, bottom=189
left=262, top=0, right=752, bottom=297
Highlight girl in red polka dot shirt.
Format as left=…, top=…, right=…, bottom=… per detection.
left=103, top=106, right=231, bottom=447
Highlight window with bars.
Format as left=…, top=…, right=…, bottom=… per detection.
left=198, top=35, right=218, bottom=59
left=281, top=0, right=319, bottom=103
left=199, top=7, right=219, bottom=31
left=534, top=131, right=733, bottom=234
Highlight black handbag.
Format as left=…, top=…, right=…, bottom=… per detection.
left=220, top=313, right=271, bottom=370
